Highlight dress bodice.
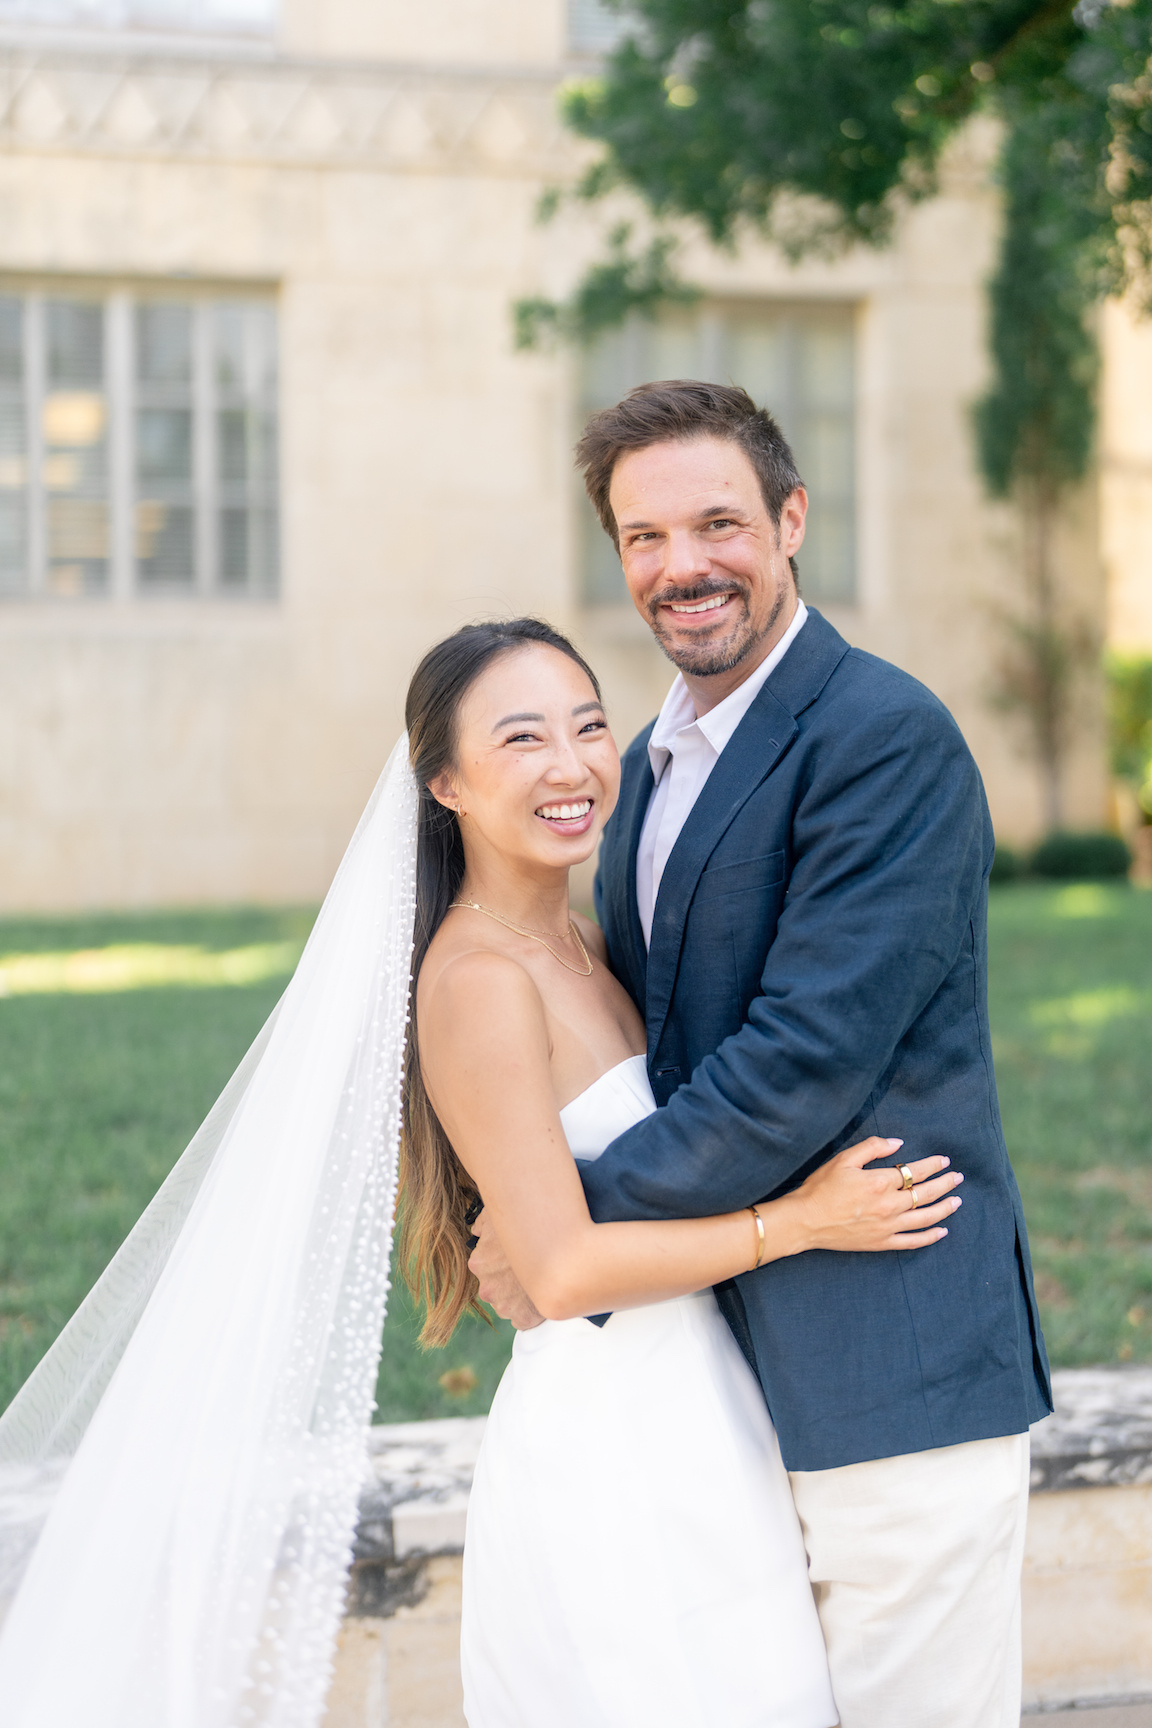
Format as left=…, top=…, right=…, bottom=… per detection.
left=558, top=1055, right=656, bottom=1161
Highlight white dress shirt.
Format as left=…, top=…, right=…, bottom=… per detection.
left=636, top=601, right=808, bottom=948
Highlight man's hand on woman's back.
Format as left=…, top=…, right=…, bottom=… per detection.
left=468, top=1210, right=545, bottom=1330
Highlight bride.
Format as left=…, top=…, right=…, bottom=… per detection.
left=0, top=614, right=958, bottom=1728
left=402, top=618, right=960, bottom=1728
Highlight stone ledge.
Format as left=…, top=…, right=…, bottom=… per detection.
left=354, top=1417, right=486, bottom=1565
left=1022, top=1697, right=1152, bottom=1717
left=353, top=1367, right=1152, bottom=1566
left=1030, top=1368, right=1152, bottom=1493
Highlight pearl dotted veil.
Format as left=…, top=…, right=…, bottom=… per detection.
left=0, top=735, right=418, bottom=1727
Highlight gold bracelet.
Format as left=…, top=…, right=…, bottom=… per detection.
left=748, top=1205, right=765, bottom=1271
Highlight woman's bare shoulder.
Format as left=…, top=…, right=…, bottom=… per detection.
left=416, top=937, right=554, bottom=1126
left=419, top=920, right=547, bottom=1050
left=571, top=910, right=609, bottom=966
left=420, top=931, right=541, bottom=1024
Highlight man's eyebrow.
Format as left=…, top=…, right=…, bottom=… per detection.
left=618, top=503, right=746, bottom=533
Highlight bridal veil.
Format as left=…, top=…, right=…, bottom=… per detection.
left=0, top=735, right=418, bottom=1727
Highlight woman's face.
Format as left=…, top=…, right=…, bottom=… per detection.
left=434, top=644, right=620, bottom=875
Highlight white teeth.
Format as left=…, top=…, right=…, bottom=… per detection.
left=667, top=593, right=731, bottom=615
left=536, top=799, right=592, bottom=820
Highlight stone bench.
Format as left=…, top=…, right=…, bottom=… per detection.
left=324, top=1369, right=1152, bottom=1727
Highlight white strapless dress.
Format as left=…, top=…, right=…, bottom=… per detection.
left=460, top=1056, right=838, bottom=1728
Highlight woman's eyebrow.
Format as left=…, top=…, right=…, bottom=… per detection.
left=491, top=701, right=602, bottom=731
left=492, top=711, right=545, bottom=730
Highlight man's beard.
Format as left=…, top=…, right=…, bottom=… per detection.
left=648, top=578, right=787, bottom=679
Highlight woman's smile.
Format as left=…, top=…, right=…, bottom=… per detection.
left=534, top=797, right=595, bottom=836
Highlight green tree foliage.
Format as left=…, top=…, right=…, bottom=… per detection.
left=1107, top=651, right=1152, bottom=814
left=542, top=0, right=1152, bottom=307
left=524, top=0, right=1152, bottom=826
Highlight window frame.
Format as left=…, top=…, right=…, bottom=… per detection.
left=0, top=274, right=280, bottom=604
left=567, top=0, right=632, bottom=55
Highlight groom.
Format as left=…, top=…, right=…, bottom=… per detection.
left=472, top=380, right=1052, bottom=1727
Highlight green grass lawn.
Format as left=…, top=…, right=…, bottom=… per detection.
left=0, top=906, right=510, bottom=1424
left=987, top=881, right=1152, bottom=1366
left=0, top=882, right=1149, bottom=1423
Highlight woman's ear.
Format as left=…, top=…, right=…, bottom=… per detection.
left=427, top=771, right=461, bottom=813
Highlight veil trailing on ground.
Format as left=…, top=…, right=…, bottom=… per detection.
left=0, top=735, right=418, bottom=1728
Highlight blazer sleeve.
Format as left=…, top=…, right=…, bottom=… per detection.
left=578, top=692, right=991, bottom=1222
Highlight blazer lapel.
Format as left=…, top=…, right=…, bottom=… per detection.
left=644, top=610, right=851, bottom=1058
left=644, top=691, right=797, bottom=1057
left=603, top=736, right=653, bottom=1004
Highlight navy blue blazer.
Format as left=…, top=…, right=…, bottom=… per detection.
left=584, top=609, right=1052, bottom=1472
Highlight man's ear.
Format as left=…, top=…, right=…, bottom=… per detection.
left=779, top=486, right=808, bottom=557
left=427, top=770, right=460, bottom=812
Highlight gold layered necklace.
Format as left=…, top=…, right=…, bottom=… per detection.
left=450, top=899, right=594, bottom=977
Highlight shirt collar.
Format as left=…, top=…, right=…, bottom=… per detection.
left=648, top=600, right=809, bottom=777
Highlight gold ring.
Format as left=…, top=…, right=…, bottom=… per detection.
left=909, top=1187, right=919, bottom=1208
left=898, top=1164, right=914, bottom=1191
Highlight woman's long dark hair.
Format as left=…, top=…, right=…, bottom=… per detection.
left=399, top=618, right=602, bottom=1345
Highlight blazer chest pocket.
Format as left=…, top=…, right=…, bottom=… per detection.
left=693, top=849, right=786, bottom=905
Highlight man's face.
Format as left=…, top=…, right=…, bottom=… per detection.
left=608, top=435, right=807, bottom=680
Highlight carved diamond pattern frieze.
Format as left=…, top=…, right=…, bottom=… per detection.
left=0, top=49, right=576, bottom=176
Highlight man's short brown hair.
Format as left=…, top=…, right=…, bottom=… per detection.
left=575, top=379, right=804, bottom=551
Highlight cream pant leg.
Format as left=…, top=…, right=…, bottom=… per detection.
left=788, top=1433, right=1030, bottom=1728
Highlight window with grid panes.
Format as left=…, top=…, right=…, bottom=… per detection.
left=568, top=0, right=630, bottom=53
left=0, top=1, right=276, bottom=33
left=135, top=302, right=195, bottom=587
left=0, top=285, right=278, bottom=600
left=46, top=299, right=109, bottom=597
left=0, top=298, right=26, bottom=597
left=214, top=303, right=278, bottom=593
left=577, top=303, right=857, bottom=608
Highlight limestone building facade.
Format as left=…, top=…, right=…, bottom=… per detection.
left=0, top=0, right=1146, bottom=912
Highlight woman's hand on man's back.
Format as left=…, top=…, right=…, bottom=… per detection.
left=782, top=1139, right=963, bottom=1256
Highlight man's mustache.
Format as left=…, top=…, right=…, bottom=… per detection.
left=647, top=579, right=750, bottom=613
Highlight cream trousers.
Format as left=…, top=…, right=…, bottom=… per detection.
left=789, top=1432, right=1031, bottom=1728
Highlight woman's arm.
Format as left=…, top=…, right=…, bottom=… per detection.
left=419, top=953, right=959, bottom=1323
